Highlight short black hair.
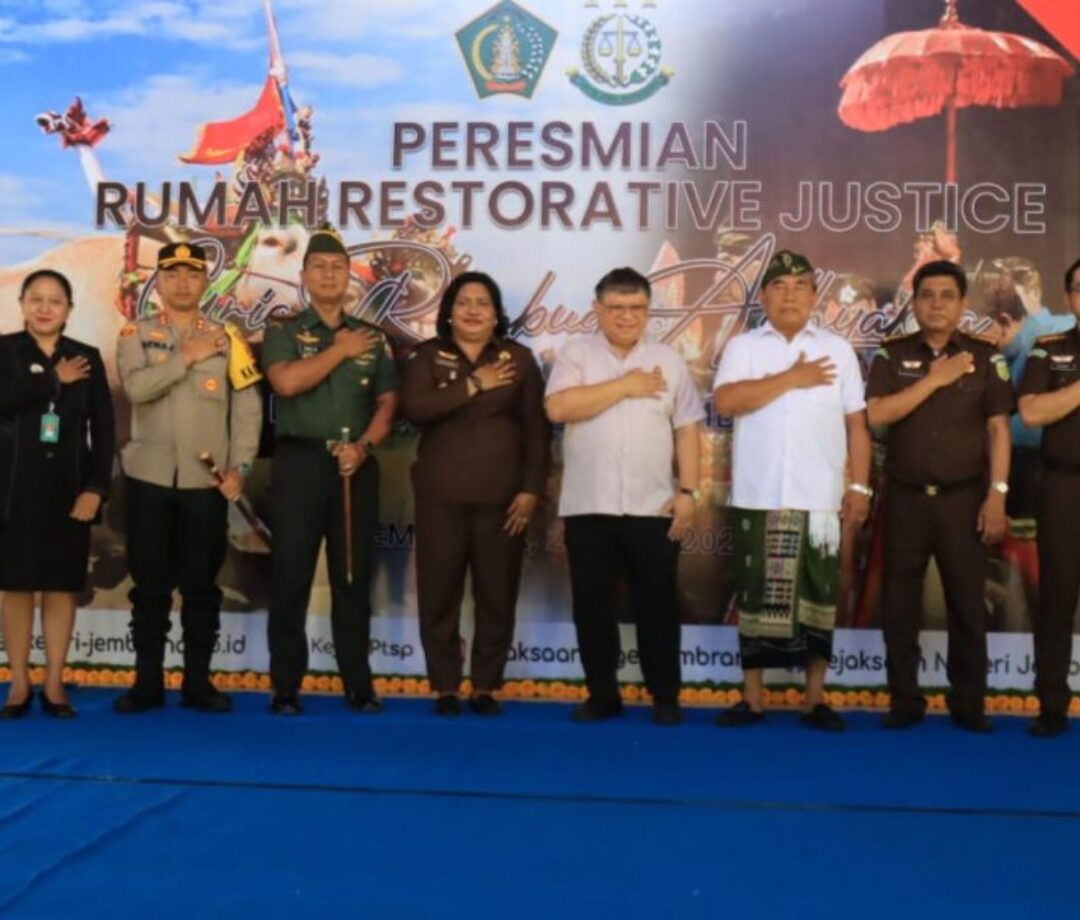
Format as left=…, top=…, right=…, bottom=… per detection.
left=913, top=260, right=967, bottom=298
left=20, top=269, right=73, bottom=305
left=437, top=271, right=509, bottom=340
left=1065, top=257, right=1080, bottom=293
left=594, top=266, right=651, bottom=301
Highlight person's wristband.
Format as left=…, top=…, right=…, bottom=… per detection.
left=848, top=483, right=874, bottom=498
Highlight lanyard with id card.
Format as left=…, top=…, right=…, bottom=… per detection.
left=40, top=402, right=60, bottom=444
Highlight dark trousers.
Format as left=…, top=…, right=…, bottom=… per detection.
left=880, top=481, right=988, bottom=717
left=564, top=515, right=680, bottom=705
left=415, top=496, right=524, bottom=693
left=268, top=439, right=378, bottom=697
left=1035, top=469, right=1080, bottom=718
left=125, top=477, right=227, bottom=689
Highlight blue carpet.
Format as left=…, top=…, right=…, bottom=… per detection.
left=0, top=689, right=1076, bottom=918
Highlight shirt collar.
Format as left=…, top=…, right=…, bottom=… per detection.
left=758, top=320, right=817, bottom=341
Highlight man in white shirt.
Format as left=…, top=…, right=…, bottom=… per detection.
left=713, top=250, right=872, bottom=731
left=546, top=267, right=705, bottom=726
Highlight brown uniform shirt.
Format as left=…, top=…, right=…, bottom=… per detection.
left=1018, top=328, right=1080, bottom=470
left=400, top=337, right=550, bottom=504
left=865, top=330, right=1014, bottom=486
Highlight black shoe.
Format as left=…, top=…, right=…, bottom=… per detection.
left=39, top=690, right=77, bottom=719
left=345, top=689, right=383, bottom=714
left=1028, top=712, right=1068, bottom=738
left=951, top=710, right=993, bottom=733
left=270, top=694, right=302, bottom=716
left=180, top=684, right=232, bottom=713
left=714, top=701, right=764, bottom=727
left=469, top=693, right=501, bottom=716
left=881, top=708, right=925, bottom=730
left=800, top=703, right=845, bottom=732
left=652, top=701, right=683, bottom=726
left=571, top=697, right=623, bottom=723
left=0, top=688, right=33, bottom=720
left=434, top=694, right=462, bottom=717
left=114, top=686, right=166, bottom=714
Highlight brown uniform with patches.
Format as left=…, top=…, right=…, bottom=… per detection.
left=866, top=330, right=1014, bottom=718
left=1019, top=329, right=1080, bottom=719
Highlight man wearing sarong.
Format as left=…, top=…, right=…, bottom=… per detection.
left=713, top=250, right=872, bottom=731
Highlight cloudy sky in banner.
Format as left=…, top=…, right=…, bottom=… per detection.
left=0, top=0, right=713, bottom=307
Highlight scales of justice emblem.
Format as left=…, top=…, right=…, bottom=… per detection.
left=569, top=0, right=672, bottom=105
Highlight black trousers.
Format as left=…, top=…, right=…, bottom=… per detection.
left=1034, top=469, right=1080, bottom=718
left=125, top=477, right=227, bottom=688
left=564, top=515, right=680, bottom=705
left=268, top=439, right=379, bottom=697
left=880, top=481, right=988, bottom=717
left=415, top=496, right=524, bottom=694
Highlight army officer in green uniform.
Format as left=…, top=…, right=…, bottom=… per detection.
left=262, top=226, right=398, bottom=715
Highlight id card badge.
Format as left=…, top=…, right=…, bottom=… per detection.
left=40, top=404, right=60, bottom=444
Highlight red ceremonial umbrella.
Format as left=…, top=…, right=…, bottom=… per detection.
left=839, top=0, right=1074, bottom=182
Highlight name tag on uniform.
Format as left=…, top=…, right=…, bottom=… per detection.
left=898, top=359, right=924, bottom=378
left=296, top=331, right=321, bottom=359
left=40, top=405, right=60, bottom=443
left=1050, top=354, right=1076, bottom=371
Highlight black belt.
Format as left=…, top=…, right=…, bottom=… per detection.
left=1043, top=459, right=1080, bottom=475
left=890, top=475, right=983, bottom=497
left=276, top=435, right=335, bottom=449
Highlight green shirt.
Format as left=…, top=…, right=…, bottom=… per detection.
left=262, top=307, right=398, bottom=440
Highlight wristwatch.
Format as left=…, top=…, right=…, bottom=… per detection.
left=236, top=462, right=253, bottom=478
left=468, top=373, right=484, bottom=392
left=360, top=439, right=375, bottom=455
left=990, top=480, right=1009, bottom=495
left=679, top=487, right=702, bottom=502
left=848, top=483, right=874, bottom=498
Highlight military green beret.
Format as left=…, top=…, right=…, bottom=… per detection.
left=305, top=223, right=348, bottom=259
left=762, top=249, right=814, bottom=288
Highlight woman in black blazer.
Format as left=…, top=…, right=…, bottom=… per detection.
left=0, top=269, right=115, bottom=719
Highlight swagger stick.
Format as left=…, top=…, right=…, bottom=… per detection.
left=198, top=451, right=273, bottom=550
left=339, top=427, right=354, bottom=585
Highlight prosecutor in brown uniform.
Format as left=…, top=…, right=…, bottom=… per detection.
left=400, top=272, right=549, bottom=717
left=866, top=260, right=1013, bottom=732
left=1016, top=256, right=1080, bottom=737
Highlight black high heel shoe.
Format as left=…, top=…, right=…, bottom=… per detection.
left=39, top=690, right=77, bottom=719
left=0, top=688, right=33, bottom=720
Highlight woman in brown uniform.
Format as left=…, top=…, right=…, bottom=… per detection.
left=401, top=272, right=549, bottom=716
left=0, top=270, right=115, bottom=719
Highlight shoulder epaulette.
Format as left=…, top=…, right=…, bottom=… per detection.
left=965, top=331, right=997, bottom=347
left=1035, top=332, right=1070, bottom=345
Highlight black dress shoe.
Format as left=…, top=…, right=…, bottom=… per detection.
left=469, top=693, right=501, bottom=716
left=881, top=708, right=924, bottom=730
left=434, top=694, right=462, bottom=717
left=270, top=694, right=302, bottom=715
left=571, top=697, right=623, bottom=723
left=114, top=686, right=166, bottom=714
left=714, top=701, right=764, bottom=727
left=39, top=690, right=77, bottom=719
left=951, top=710, right=993, bottom=733
left=1029, top=712, right=1068, bottom=738
left=180, top=684, right=232, bottom=713
left=800, top=703, right=845, bottom=732
left=345, top=690, right=383, bottom=714
left=0, top=690, right=33, bottom=720
left=652, top=701, right=683, bottom=726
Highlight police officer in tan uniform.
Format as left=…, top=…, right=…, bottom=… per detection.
left=114, top=242, right=262, bottom=714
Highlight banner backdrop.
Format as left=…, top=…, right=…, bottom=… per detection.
left=1, top=0, right=1078, bottom=696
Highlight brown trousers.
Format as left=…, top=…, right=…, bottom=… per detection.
left=880, top=480, right=989, bottom=717
left=415, top=496, right=525, bottom=694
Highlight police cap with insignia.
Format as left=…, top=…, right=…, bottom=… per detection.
left=762, top=249, right=814, bottom=288
left=305, top=222, right=348, bottom=260
left=158, top=241, right=208, bottom=271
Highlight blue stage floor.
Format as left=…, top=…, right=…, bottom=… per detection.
left=0, top=689, right=1077, bottom=918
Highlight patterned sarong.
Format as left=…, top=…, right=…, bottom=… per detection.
left=731, top=507, right=841, bottom=669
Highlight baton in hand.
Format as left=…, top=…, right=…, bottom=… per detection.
left=335, top=427, right=354, bottom=585
left=198, top=451, right=273, bottom=551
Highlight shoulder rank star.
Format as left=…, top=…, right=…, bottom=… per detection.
left=498, top=350, right=512, bottom=362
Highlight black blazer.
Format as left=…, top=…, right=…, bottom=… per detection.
left=0, top=332, right=115, bottom=521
